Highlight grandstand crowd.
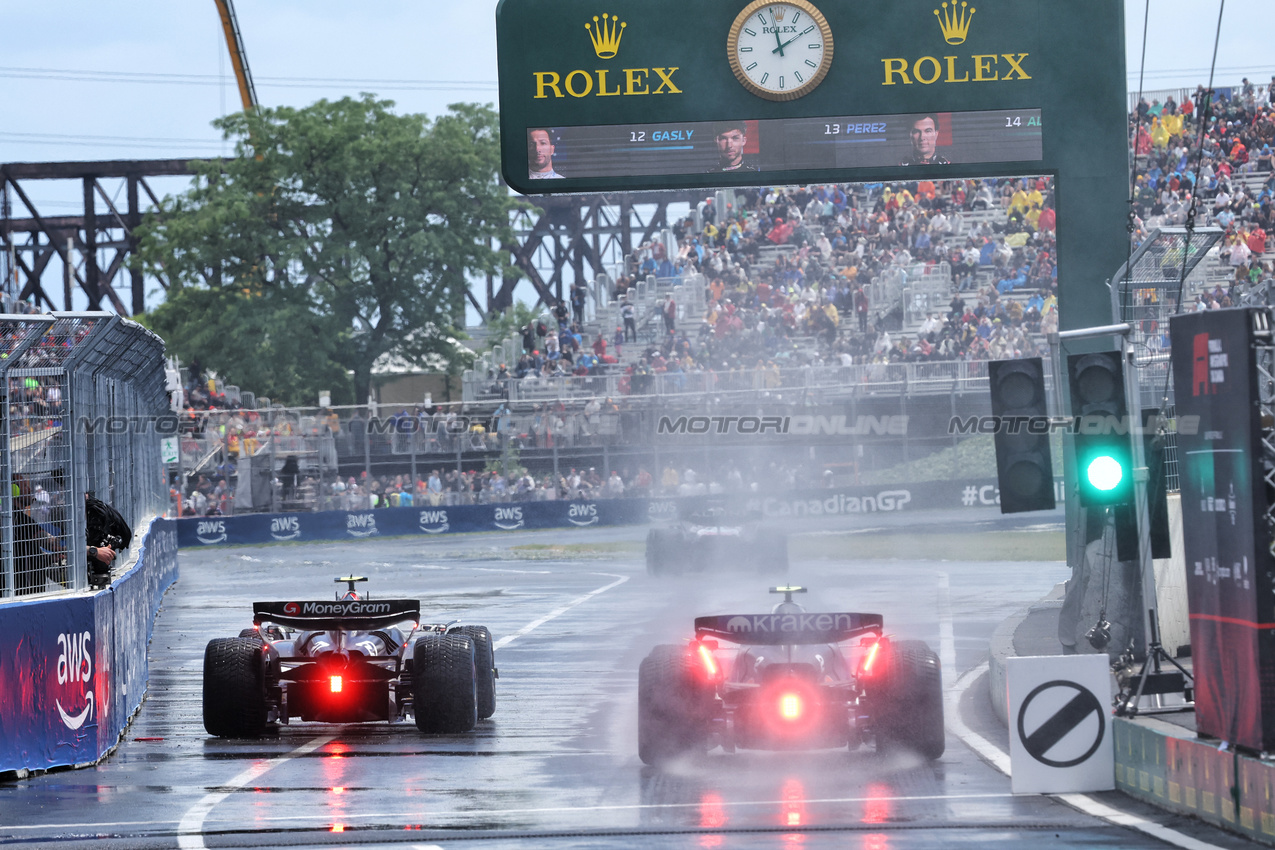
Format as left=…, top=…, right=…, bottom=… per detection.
left=1131, top=78, right=1274, bottom=305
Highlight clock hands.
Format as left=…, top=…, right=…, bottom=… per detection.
left=772, top=25, right=816, bottom=55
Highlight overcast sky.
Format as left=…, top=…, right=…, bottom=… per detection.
left=0, top=0, right=1269, bottom=312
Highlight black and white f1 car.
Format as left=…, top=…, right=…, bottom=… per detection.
left=202, top=576, right=496, bottom=737
left=637, top=587, right=943, bottom=764
left=646, top=502, right=787, bottom=575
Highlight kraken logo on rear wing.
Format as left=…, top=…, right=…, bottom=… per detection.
left=254, top=599, right=421, bottom=630
left=695, top=612, right=883, bottom=645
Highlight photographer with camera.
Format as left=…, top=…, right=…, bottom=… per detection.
left=86, top=492, right=131, bottom=588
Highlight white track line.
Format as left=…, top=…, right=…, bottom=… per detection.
left=177, top=572, right=628, bottom=849
left=176, top=734, right=334, bottom=850
left=492, top=572, right=629, bottom=650
left=943, top=633, right=1226, bottom=849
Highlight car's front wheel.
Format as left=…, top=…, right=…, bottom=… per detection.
left=458, top=625, right=497, bottom=720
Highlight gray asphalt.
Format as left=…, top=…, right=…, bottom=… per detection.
left=0, top=510, right=1253, bottom=849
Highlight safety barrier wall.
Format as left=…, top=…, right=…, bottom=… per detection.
left=0, top=518, right=178, bottom=775
left=175, top=478, right=1053, bottom=547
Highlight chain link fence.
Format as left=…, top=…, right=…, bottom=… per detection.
left=1, top=313, right=168, bottom=599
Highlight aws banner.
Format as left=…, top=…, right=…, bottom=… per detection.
left=177, top=499, right=653, bottom=547
left=0, top=518, right=179, bottom=774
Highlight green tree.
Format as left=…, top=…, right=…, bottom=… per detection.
left=135, top=96, right=520, bottom=406
left=480, top=301, right=547, bottom=354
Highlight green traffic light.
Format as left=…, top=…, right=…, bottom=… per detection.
left=1086, top=455, right=1124, bottom=491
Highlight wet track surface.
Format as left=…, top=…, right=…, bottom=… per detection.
left=0, top=510, right=1255, bottom=849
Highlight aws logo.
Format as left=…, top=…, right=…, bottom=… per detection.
left=270, top=516, right=301, bottom=541
left=881, top=1, right=1029, bottom=86
left=494, top=506, right=524, bottom=530
left=346, top=513, right=378, bottom=538
left=647, top=500, right=677, bottom=519
left=196, top=520, right=227, bottom=545
left=55, top=631, right=94, bottom=731
left=532, top=15, right=682, bottom=100
left=419, top=510, right=450, bottom=534
left=568, top=503, right=599, bottom=526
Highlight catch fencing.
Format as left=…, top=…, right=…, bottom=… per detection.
left=1, top=313, right=170, bottom=599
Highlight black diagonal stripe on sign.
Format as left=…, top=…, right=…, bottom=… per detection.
left=1023, top=690, right=1099, bottom=758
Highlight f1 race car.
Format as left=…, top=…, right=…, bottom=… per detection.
left=202, top=576, right=497, bottom=737
left=637, top=587, right=943, bottom=764
left=646, top=501, right=787, bottom=575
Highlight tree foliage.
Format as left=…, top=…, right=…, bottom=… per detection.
left=135, top=97, right=520, bottom=406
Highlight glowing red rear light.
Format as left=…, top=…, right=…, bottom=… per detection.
left=330, top=675, right=343, bottom=693
left=861, top=641, right=881, bottom=675
left=780, top=692, right=802, bottom=720
left=697, top=644, right=719, bottom=678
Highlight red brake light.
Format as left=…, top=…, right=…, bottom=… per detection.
left=330, top=675, right=343, bottom=693
left=780, top=692, right=802, bottom=720
left=861, top=641, right=881, bottom=675
left=697, top=644, right=719, bottom=678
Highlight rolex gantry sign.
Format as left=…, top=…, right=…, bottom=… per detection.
left=496, top=0, right=1123, bottom=196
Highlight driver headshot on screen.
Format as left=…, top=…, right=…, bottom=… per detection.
left=708, top=121, right=760, bottom=172
left=900, top=113, right=951, bottom=165
left=528, top=129, right=564, bottom=179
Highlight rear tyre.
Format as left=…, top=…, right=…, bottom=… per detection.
left=412, top=635, right=478, bottom=734
left=203, top=637, right=270, bottom=737
left=871, top=639, right=945, bottom=760
left=459, top=625, right=497, bottom=720
left=638, top=644, right=714, bottom=766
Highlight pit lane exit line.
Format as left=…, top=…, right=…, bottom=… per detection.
left=174, top=572, right=629, bottom=850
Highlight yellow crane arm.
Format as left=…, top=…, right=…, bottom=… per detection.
left=213, top=0, right=257, bottom=111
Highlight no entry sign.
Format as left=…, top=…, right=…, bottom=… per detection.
left=1008, top=655, right=1114, bottom=794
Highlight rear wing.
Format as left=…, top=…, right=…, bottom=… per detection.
left=695, top=612, right=883, bottom=646
left=254, top=599, right=420, bottom=630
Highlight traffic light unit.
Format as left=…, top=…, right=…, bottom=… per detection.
left=988, top=358, right=1055, bottom=513
left=1067, top=351, right=1134, bottom=508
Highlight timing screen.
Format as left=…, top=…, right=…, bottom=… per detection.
left=525, top=109, right=1042, bottom=181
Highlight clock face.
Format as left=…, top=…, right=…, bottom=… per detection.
left=728, top=0, right=833, bottom=102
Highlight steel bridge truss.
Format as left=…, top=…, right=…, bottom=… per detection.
left=1, top=157, right=703, bottom=320
left=0, top=159, right=197, bottom=316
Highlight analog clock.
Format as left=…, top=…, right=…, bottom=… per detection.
left=727, top=0, right=833, bottom=101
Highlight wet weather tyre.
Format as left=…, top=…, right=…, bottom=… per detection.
left=459, top=625, right=496, bottom=720
left=203, top=637, right=270, bottom=738
left=412, top=635, right=478, bottom=734
left=872, top=639, right=945, bottom=760
left=638, top=644, right=714, bottom=766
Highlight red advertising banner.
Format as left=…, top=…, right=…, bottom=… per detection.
left=1170, top=308, right=1275, bottom=752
